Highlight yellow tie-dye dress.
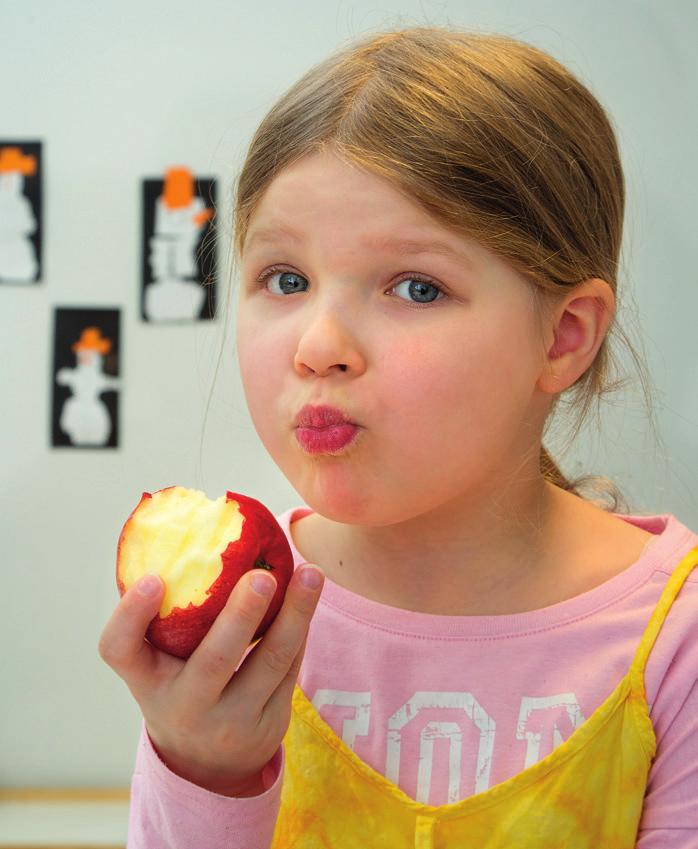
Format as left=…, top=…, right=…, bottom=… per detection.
left=271, top=545, right=698, bottom=848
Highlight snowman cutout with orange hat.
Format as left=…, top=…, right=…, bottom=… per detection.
left=56, top=327, right=121, bottom=446
left=145, top=166, right=213, bottom=321
left=0, top=146, right=38, bottom=283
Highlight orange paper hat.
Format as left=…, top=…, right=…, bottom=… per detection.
left=163, top=166, right=194, bottom=209
left=0, top=147, right=37, bottom=175
left=71, top=327, right=112, bottom=355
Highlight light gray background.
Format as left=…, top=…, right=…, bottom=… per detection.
left=2, top=0, right=696, bottom=787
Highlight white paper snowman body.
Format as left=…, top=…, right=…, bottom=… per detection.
left=145, top=195, right=208, bottom=321
left=0, top=171, right=38, bottom=283
left=57, top=350, right=120, bottom=446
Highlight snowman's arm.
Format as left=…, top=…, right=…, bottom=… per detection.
left=56, top=368, right=75, bottom=386
left=193, top=207, right=213, bottom=228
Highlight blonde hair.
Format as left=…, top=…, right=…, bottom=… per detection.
left=229, top=25, right=659, bottom=512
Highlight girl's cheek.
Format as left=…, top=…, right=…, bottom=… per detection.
left=377, top=337, right=449, bottom=396
left=238, top=323, right=288, bottom=392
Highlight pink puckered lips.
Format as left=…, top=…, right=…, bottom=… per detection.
left=294, top=404, right=361, bottom=454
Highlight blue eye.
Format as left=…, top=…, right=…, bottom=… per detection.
left=391, top=276, right=444, bottom=305
left=263, top=270, right=308, bottom=295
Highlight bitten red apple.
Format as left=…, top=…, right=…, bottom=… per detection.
left=116, top=487, right=294, bottom=658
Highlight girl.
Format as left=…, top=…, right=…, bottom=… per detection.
left=99, top=25, right=698, bottom=848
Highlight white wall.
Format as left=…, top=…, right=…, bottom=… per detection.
left=2, top=0, right=696, bottom=787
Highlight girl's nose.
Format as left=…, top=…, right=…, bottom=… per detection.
left=293, top=310, right=366, bottom=378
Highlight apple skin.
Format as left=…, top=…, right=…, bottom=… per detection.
left=116, top=488, right=295, bottom=659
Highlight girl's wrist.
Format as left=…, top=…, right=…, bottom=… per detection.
left=147, top=733, right=269, bottom=797
left=162, top=751, right=267, bottom=797
left=200, top=768, right=268, bottom=798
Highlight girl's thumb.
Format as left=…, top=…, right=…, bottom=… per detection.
left=135, top=573, right=164, bottom=599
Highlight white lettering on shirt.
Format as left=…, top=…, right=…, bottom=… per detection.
left=311, top=688, right=583, bottom=804
left=516, top=694, right=584, bottom=768
left=311, top=689, right=372, bottom=749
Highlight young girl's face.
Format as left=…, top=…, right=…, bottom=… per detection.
left=236, top=149, right=552, bottom=527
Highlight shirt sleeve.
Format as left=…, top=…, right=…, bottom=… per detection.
left=635, top=678, right=698, bottom=848
left=126, top=719, right=284, bottom=849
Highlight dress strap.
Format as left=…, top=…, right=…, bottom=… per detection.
left=628, top=544, right=698, bottom=697
left=414, top=815, right=436, bottom=849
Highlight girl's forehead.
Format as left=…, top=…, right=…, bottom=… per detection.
left=243, top=151, right=527, bottom=285
left=244, top=217, right=477, bottom=271
left=247, top=162, right=472, bottom=254
left=254, top=149, right=425, bottom=215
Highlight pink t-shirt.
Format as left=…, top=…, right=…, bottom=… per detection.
left=127, top=508, right=698, bottom=848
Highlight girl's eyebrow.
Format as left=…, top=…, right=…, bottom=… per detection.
left=244, top=224, right=474, bottom=266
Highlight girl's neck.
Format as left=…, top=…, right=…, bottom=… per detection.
left=290, top=483, right=655, bottom=615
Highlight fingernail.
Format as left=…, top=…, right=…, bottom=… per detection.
left=251, top=572, right=276, bottom=597
left=137, top=574, right=162, bottom=597
left=299, top=566, right=324, bottom=590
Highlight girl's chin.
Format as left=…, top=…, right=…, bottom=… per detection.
left=296, top=487, right=420, bottom=529
left=301, top=495, right=367, bottom=523
left=291, top=483, right=377, bottom=525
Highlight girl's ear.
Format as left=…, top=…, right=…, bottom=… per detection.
left=537, top=278, right=615, bottom=394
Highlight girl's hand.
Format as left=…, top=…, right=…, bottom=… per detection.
left=98, top=564, right=324, bottom=796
